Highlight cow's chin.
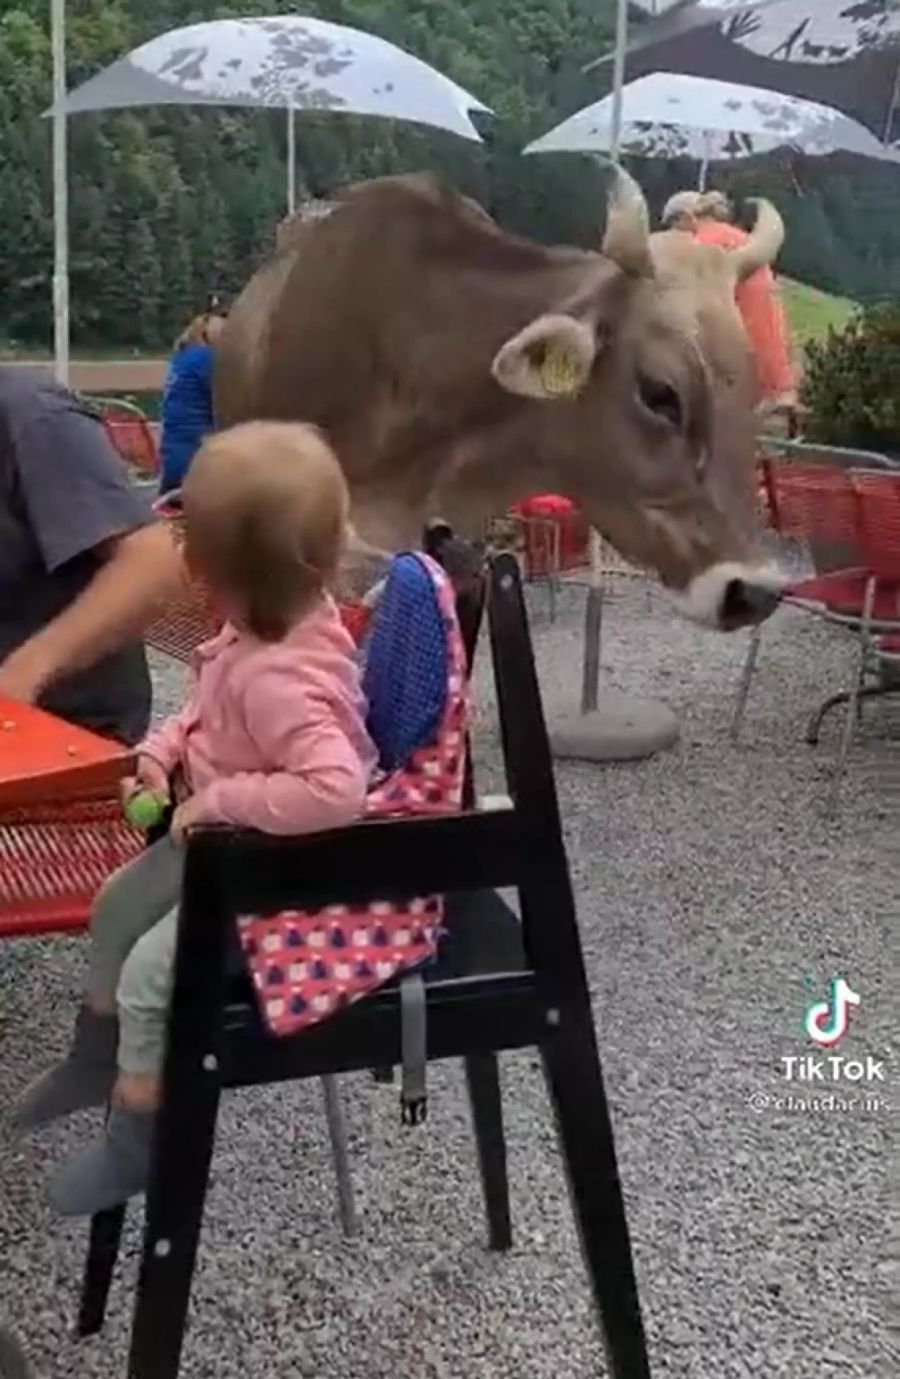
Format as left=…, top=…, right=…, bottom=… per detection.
left=670, top=561, right=784, bottom=632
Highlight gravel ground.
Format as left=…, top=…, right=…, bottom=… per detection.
left=0, top=574, right=896, bottom=1379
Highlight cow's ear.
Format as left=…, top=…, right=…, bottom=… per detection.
left=492, top=314, right=597, bottom=400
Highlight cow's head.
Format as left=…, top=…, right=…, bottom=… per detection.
left=490, top=170, right=783, bottom=630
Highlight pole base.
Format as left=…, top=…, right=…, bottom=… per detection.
left=549, top=692, right=679, bottom=763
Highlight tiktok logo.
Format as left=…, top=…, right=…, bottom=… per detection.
left=804, top=977, right=860, bottom=1048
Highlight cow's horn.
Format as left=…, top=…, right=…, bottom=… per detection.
left=730, top=199, right=785, bottom=281
left=602, top=167, right=654, bottom=279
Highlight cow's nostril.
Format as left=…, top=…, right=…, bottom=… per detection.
left=722, top=578, right=781, bottom=628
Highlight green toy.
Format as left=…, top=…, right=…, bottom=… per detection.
left=124, top=788, right=168, bottom=830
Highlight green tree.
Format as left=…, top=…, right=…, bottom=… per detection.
left=1, top=0, right=899, bottom=353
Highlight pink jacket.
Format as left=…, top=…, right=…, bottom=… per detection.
left=141, top=597, right=377, bottom=835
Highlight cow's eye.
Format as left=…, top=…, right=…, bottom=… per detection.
left=636, top=374, right=683, bottom=430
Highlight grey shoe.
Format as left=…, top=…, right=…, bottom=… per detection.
left=49, top=1106, right=155, bottom=1217
left=12, top=1006, right=118, bottom=1132
left=0, top=1328, right=33, bottom=1379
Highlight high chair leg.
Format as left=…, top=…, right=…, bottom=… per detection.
left=77, top=1205, right=126, bottom=1337
left=464, top=1053, right=511, bottom=1251
left=540, top=1010, right=651, bottom=1379
left=128, top=1082, right=220, bottom=1379
left=320, top=1075, right=358, bottom=1237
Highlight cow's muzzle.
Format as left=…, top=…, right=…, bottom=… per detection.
left=720, top=576, right=781, bottom=630
left=672, top=562, right=783, bottom=631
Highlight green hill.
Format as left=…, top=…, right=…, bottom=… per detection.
left=781, top=277, right=856, bottom=347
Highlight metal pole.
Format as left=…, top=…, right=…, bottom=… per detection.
left=286, top=104, right=296, bottom=215
left=882, top=57, right=900, bottom=144
left=609, top=0, right=629, bottom=161
left=582, top=0, right=629, bottom=715
left=51, top=0, right=70, bottom=386
left=698, top=131, right=712, bottom=191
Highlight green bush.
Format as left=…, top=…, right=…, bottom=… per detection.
left=802, top=302, right=900, bottom=456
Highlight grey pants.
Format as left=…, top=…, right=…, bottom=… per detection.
left=88, top=837, right=183, bottom=1076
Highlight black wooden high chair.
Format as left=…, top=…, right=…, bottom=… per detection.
left=75, top=554, right=650, bottom=1379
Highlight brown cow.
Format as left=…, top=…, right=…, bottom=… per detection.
left=215, top=169, right=785, bottom=629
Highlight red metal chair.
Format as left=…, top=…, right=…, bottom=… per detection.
left=733, top=457, right=866, bottom=747
left=825, top=471, right=900, bottom=812
left=498, top=496, right=591, bottom=623
left=731, top=460, right=900, bottom=812
left=95, top=397, right=159, bottom=477
left=0, top=700, right=140, bottom=939
left=508, top=495, right=590, bottom=573
left=869, top=630, right=900, bottom=727
left=0, top=799, right=142, bottom=938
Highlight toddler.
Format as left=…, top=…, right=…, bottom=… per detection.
left=15, top=422, right=376, bottom=1215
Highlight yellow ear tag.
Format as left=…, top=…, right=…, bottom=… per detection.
left=539, top=343, right=584, bottom=397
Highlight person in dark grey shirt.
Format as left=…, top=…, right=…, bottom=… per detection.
left=0, top=368, right=180, bottom=744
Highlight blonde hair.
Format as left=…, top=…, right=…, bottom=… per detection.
left=662, top=189, right=734, bottom=227
left=181, top=421, right=349, bottom=641
left=175, top=310, right=228, bottom=351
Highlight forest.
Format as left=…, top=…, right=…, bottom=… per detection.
left=2, top=0, right=900, bottom=351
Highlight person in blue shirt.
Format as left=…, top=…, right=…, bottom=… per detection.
left=158, top=306, right=227, bottom=497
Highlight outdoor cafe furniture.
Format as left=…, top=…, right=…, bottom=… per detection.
left=733, top=453, right=900, bottom=814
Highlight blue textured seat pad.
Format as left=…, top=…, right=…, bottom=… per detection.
left=362, top=554, right=449, bottom=773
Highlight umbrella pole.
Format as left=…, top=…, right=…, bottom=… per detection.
left=883, top=58, right=900, bottom=144
left=698, top=132, right=712, bottom=191
left=586, top=0, right=628, bottom=704
left=286, top=104, right=296, bottom=215
left=551, top=0, right=677, bottom=759
left=51, top=0, right=70, bottom=387
left=609, top=0, right=628, bottom=160
left=582, top=0, right=623, bottom=712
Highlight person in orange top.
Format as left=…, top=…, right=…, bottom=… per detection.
left=662, top=189, right=797, bottom=415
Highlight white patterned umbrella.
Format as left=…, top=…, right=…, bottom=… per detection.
left=627, top=1, right=900, bottom=63
left=525, top=70, right=900, bottom=172
left=55, top=15, right=491, bottom=140
left=591, top=2, right=900, bottom=141
left=47, top=13, right=491, bottom=384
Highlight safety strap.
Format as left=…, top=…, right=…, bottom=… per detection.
left=400, top=972, right=427, bottom=1126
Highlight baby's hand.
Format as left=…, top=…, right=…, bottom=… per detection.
left=170, top=795, right=206, bottom=847
left=135, top=755, right=171, bottom=801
